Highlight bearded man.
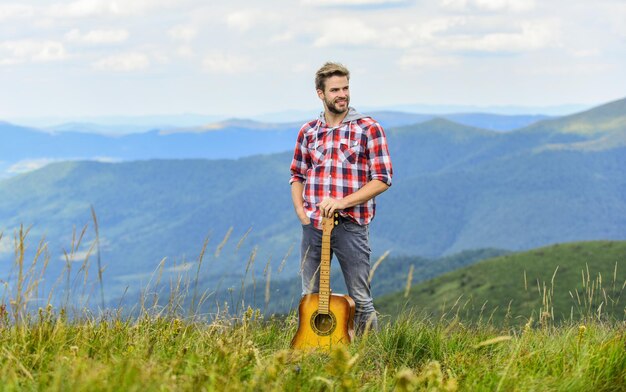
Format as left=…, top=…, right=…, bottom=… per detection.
left=289, top=62, right=393, bottom=333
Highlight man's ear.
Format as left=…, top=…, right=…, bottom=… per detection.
left=316, top=89, right=324, bottom=100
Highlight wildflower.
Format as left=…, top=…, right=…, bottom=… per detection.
left=395, top=368, right=417, bottom=392
left=577, top=325, right=587, bottom=343
left=523, top=317, right=534, bottom=334
left=172, top=318, right=182, bottom=334
left=415, top=361, right=458, bottom=392
left=326, top=346, right=359, bottom=391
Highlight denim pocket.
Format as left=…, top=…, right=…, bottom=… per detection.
left=342, top=220, right=367, bottom=233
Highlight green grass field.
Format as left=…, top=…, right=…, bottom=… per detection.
left=1, top=230, right=625, bottom=391
left=0, top=307, right=624, bottom=391
left=379, top=241, right=626, bottom=326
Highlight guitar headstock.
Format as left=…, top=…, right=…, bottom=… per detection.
left=321, top=213, right=339, bottom=234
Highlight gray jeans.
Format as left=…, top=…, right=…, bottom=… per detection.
left=300, top=217, right=378, bottom=334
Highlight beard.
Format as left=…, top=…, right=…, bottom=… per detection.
left=325, top=96, right=350, bottom=114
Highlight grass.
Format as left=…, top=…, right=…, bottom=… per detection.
left=0, top=225, right=625, bottom=391
left=379, top=241, right=626, bottom=326
left=0, top=308, right=624, bottom=391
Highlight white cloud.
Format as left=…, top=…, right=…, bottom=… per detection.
left=378, top=18, right=466, bottom=48
left=314, top=18, right=379, bottom=47
left=0, top=1, right=623, bottom=118
left=270, top=32, right=295, bottom=43
left=65, top=28, right=129, bottom=44
left=224, top=9, right=285, bottom=34
left=438, top=20, right=561, bottom=52
left=46, top=0, right=181, bottom=19
left=0, top=235, right=12, bottom=256
left=226, top=11, right=259, bottom=32
left=168, top=25, right=197, bottom=58
left=48, top=0, right=121, bottom=19
left=92, top=52, right=150, bottom=71
left=7, top=158, right=58, bottom=174
left=302, top=0, right=408, bottom=6
left=308, top=16, right=472, bottom=50
left=0, top=3, right=35, bottom=21
left=168, top=262, right=194, bottom=272
left=202, top=52, right=254, bottom=73
left=311, top=16, right=473, bottom=49
left=60, top=248, right=94, bottom=262
left=168, top=25, right=197, bottom=41
left=570, top=49, right=601, bottom=58
left=441, top=0, right=536, bottom=13
left=608, top=3, right=626, bottom=39
left=0, top=40, right=67, bottom=65
left=399, top=49, right=459, bottom=68
left=522, top=61, right=616, bottom=77
left=176, top=45, right=194, bottom=57
left=290, top=63, right=315, bottom=74
left=420, top=17, right=467, bottom=37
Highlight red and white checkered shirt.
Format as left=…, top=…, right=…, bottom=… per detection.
left=290, top=109, right=393, bottom=229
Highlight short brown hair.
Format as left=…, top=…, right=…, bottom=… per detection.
left=315, top=62, right=350, bottom=91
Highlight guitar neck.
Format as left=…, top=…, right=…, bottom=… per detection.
left=318, top=216, right=334, bottom=314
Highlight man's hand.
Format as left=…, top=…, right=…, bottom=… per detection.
left=317, top=198, right=347, bottom=218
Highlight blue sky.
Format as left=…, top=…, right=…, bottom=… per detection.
left=1, top=0, right=625, bottom=121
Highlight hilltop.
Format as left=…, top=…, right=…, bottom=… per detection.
left=521, top=96, right=626, bottom=136
left=377, top=241, right=626, bottom=325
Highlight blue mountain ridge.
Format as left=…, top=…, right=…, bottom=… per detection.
left=0, top=97, right=624, bottom=310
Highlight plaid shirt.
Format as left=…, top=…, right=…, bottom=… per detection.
left=290, top=110, right=393, bottom=229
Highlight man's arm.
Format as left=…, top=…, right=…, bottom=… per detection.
left=317, top=179, right=389, bottom=218
left=289, top=125, right=311, bottom=225
left=291, top=181, right=311, bottom=225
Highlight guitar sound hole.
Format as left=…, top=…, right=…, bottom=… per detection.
left=311, top=311, right=336, bottom=336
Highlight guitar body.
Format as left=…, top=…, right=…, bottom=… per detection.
left=291, top=293, right=356, bottom=350
left=291, top=214, right=356, bottom=350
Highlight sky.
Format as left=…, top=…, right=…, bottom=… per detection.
left=1, top=0, right=625, bottom=122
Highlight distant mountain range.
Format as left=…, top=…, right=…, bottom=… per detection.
left=0, top=97, right=624, bottom=308
left=0, top=111, right=551, bottom=179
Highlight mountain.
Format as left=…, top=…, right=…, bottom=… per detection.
left=0, top=97, right=625, bottom=308
left=45, top=122, right=157, bottom=135
left=21, top=114, right=224, bottom=133
left=0, top=111, right=553, bottom=178
left=442, top=113, right=550, bottom=131
left=376, top=240, right=626, bottom=325
left=522, top=97, right=626, bottom=135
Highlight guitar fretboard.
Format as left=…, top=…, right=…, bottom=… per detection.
left=318, top=216, right=335, bottom=314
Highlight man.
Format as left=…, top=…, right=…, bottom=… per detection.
left=289, top=62, right=393, bottom=333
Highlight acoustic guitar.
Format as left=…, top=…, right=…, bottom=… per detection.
left=291, top=213, right=356, bottom=350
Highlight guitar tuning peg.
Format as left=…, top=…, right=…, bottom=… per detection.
left=335, top=220, right=338, bottom=226
left=334, top=212, right=338, bottom=217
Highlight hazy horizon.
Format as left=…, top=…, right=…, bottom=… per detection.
left=4, top=100, right=598, bottom=129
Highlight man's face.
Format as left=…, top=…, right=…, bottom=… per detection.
left=317, top=75, right=350, bottom=115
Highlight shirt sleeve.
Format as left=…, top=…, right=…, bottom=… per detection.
left=289, top=126, right=309, bottom=184
left=366, top=122, right=393, bottom=186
